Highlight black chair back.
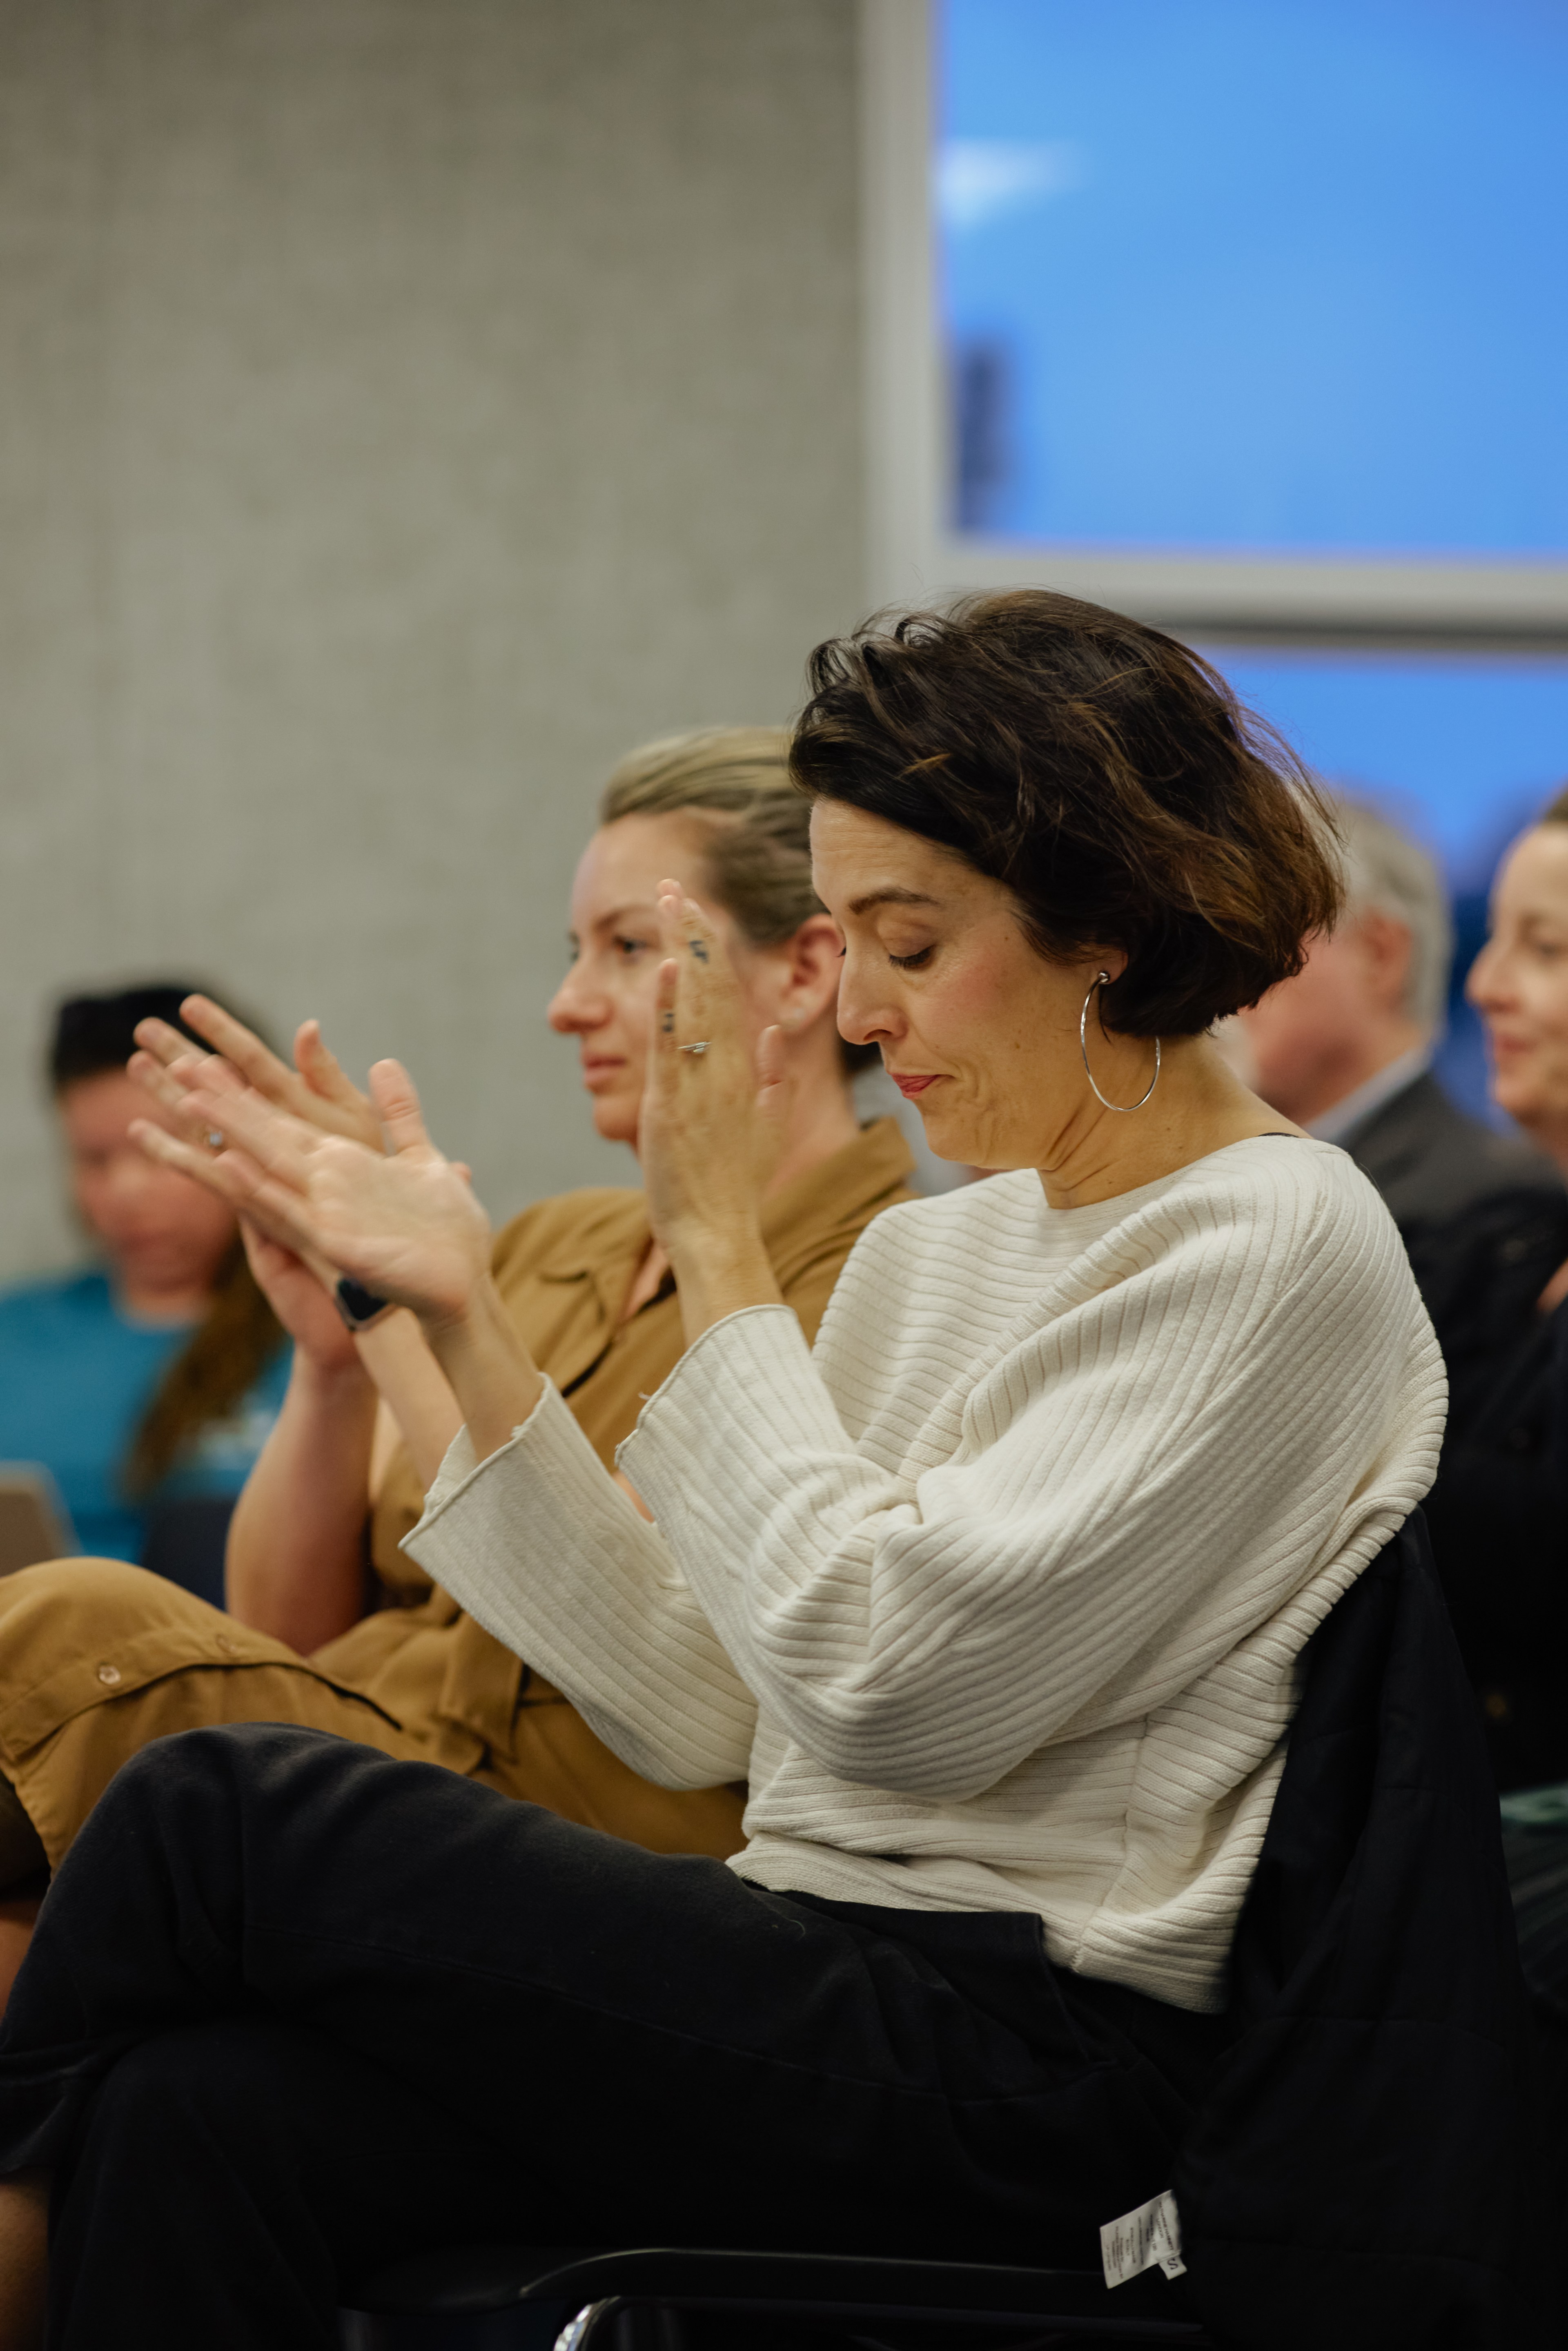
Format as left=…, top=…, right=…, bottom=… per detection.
left=1175, top=1510, right=1547, bottom=2350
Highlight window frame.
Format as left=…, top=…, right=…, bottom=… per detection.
left=860, top=0, right=1568, bottom=650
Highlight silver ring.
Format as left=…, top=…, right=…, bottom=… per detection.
left=206, top=1129, right=225, bottom=1148
left=676, top=1041, right=710, bottom=1055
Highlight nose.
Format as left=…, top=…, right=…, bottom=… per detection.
left=105, top=1145, right=159, bottom=1200
left=548, top=966, right=608, bottom=1035
left=1465, top=936, right=1505, bottom=1012
left=836, top=952, right=902, bottom=1052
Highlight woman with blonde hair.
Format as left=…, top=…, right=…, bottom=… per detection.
left=0, top=726, right=912, bottom=1976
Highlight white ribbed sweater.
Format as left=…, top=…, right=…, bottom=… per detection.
left=408, top=1137, right=1446, bottom=2011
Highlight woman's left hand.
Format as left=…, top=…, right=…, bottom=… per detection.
left=131, top=1059, right=492, bottom=1327
left=639, top=883, right=788, bottom=1339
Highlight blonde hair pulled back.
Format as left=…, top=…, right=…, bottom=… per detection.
left=597, top=727, right=874, bottom=1069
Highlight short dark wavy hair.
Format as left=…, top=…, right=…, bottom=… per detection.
left=790, top=590, right=1342, bottom=1038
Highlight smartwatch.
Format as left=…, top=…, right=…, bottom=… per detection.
left=334, top=1276, right=394, bottom=1333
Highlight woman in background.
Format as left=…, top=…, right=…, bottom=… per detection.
left=1413, top=785, right=1568, bottom=1793
left=1421, top=784, right=1568, bottom=2224
left=0, top=986, right=287, bottom=1593
left=0, top=731, right=911, bottom=1985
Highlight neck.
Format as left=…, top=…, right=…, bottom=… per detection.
left=114, top=1273, right=211, bottom=1322
left=1263, top=1019, right=1428, bottom=1128
left=1033, top=1034, right=1299, bottom=1212
left=762, top=1059, right=862, bottom=1199
left=1514, top=1112, right=1568, bottom=1186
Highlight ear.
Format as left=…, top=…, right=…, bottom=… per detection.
left=1356, top=909, right=1415, bottom=1014
left=774, top=914, right=846, bottom=1030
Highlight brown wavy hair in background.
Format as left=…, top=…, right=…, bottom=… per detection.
left=49, top=983, right=284, bottom=1498
left=791, top=589, right=1343, bottom=1039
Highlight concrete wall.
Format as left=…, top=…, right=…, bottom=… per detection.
left=0, top=0, right=864, bottom=1277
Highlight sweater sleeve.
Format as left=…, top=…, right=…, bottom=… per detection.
left=617, top=1182, right=1437, bottom=1803
left=404, top=1379, right=757, bottom=1788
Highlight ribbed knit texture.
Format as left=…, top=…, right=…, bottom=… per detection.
left=408, top=1137, right=1445, bottom=2011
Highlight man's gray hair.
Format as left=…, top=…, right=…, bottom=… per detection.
left=1333, top=798, right=1453, bottom=1034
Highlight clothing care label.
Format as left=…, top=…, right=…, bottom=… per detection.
left=1100, top=2189, right=1187, bottom=2288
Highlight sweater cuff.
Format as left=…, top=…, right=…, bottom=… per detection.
left=403, top=1375, right=612, bottom=1565
left=617, top=1302, right=847, bottom=1538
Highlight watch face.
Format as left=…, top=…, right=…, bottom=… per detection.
left=334, top=1277, right=390, bottom=1330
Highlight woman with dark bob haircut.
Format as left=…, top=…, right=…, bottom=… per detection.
left=0, top=594, right=1448, bottom=2345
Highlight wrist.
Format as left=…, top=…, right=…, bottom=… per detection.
left=412, top=1278, right=492, bottom=1354
left=664, top=1223, right=782, bottom=1350
left=415, top=1274, right=545, bottom=1467
left=662, top=1217, right=765, bottom=1282
left=291, top=1346, right=375, bottom=1408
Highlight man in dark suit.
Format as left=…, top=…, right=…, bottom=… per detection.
left=1238, top=799, right=1561, bottom=1237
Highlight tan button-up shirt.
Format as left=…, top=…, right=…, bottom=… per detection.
left=0, top=1124, right=914, bottom=1872
left=311, top=1118, right=915, bottom=1849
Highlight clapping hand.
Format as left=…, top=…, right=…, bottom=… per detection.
left=130, top=994, right=384, bottom=1155
left=130, top=997, right=395, bottom=1363
left=131, top=1059, right=492, bottom=1330
left=638, top=881, right=788, bottom=1339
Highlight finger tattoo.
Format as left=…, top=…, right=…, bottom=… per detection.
left=688, top=939, right=709, bottom=963
left=661, top=1010, right=675, bottom=1034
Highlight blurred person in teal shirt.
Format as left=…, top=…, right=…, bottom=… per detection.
left=0, top=986, right=290, bottom=1599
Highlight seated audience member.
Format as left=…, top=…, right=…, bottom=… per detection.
left=0, top=987, right=288, bottom=1593
left=0, top=731, right=912, bottom=1963
left=1238, top=799, right=1558, bottom=1241
left=0, top=595, right=1460, bottom=2344
left=1413, top=787, right=1568, bottom=1791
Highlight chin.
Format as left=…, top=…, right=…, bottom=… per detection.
left=913, top=1106, right=982, bottom=1166
left=1490, top=1077, right=1544, bottom=1131
left=590, top=1102, right=641, bottom=1148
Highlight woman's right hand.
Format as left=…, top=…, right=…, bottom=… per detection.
left=240, top=1223, right=365, bottom=1378
left=130, top=996, right=383, bottom=1154
left=132, top=1058, right=493, bottom=1327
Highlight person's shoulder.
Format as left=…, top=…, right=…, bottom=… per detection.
left=1123, top=1135, right=1402, bottom=1289
left=0, top=1266, right=113, bottom=1337
left=1354, top=1073, right=1561, bottom=1221
left=1104, top=1144, right=1433, bottom=1399
left=489, top=1187, right=648, bottom=1284
left=1368, top=1071, right=1530, bottom=1166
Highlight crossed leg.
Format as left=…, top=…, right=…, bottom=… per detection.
left=0, top=1723, right=1204, bottom=2349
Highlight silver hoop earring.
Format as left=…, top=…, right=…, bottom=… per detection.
left=1080, top=972, right=1160, bottom=1113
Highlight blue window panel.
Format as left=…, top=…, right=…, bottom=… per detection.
left=941, top=0, right=1568, bottom=555
left=1205, top=651, right=1568, bottom=878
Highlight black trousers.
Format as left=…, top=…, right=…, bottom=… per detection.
left=0, top=1725, right=1227, bottom=2349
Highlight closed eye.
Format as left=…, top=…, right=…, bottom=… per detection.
left=889, top=946, right=934, bottom=970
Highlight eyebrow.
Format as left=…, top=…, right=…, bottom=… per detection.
left=588, top=901, right=663, bottom=934
left=846, top=887, right=942, bottom=918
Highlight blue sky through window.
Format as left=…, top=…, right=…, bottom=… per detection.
left=940, top=0, right=1568, bottom=555
left=938, top=4, right=1568, bottom=1119
left=1204, top=651, right=1568, bottom=885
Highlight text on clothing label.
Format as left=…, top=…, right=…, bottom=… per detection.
left=1100, top=2188, right=1186, bottom=2288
